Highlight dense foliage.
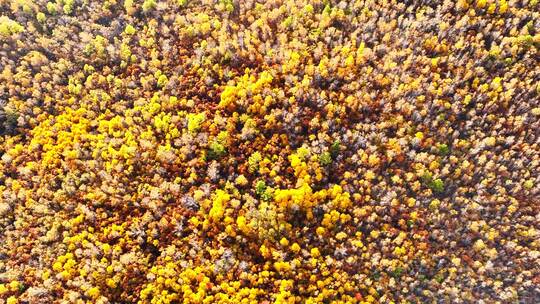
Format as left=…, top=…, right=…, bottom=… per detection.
left=0, top=0, right=539, bottom=303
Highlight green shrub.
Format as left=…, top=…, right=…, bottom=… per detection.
left=437, top=144, right=449, bottom=156
left=319, top=151, right=332, bottom=166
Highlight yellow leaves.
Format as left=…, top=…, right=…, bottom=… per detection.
left=105, top=265, right=114, bottom=274
left=236, top=215, right=251, bottom=235
left=219, top=70, right=273, bottom=109
left=296, top=147, right=309, bottom=160
left=462, top=94, right=472, bottom=106
left=260, top=244, right=271, bottom=259
left=356, top=41, right=366, bottom=59
left=345, top=95, right=357, bottom=108
left=351, top=239, right=364, bottom=248
left=329, top=184, right=342, bottom=198
left=119, top=42, right=133, bottom=63
left=153, top=112, right=173, bottom=133
left=474, top=239, right=486, bottom=251
left=310, top=247, right=320, bottom=258
left=101, top=243, right=111, bottom=254
left=488, top=44, right=501, bottom=58
left=4, top=1, right=536, bottom=301
left=38, top=268, right=49, bottom=281
left=318, top=56, right=330, bottom=77
left=10, top=180, right=21, bottom=192
left=282, top=51, right=301, bottom=74
left=0, top=284, right=8, bottom=295
left=498, top=0, right=508, bottom=13
left=476, top=0, right=487, bottom=8
left=63, top=258, right=76, bottom=271
left=484, top=136, right=496, bottom=147
left=288, top=148, right=311, bottom=180
left=254, top=71, right=274, bottom=92
left=428, top=160, right=440, bottom=171
left=86, top=287, right=101, bottom=299
left=335, top=232, right=347, bottom=241
left=69, top=214, right=85, bottom=227
left=235, top=174, right=248, bottom=186
left=219, top=86, right=238, bottom=109
left=6, top=296, right=18, bottom=304
left=456, top=0, right=469, bottom=10
left=290, top=243, right=301, bottom=253
left=52, top=261, right=63, bottom=272
left=393, top=246, right=406, bottom=256
left=7, top=281, right=20, bottom=292
left=364, top=170, right=376, bottom=181
left=187, top=112, right=206, bottom=133
left=85, top=35, right=108, bottom=57
left=274, top=183, right=314, bottom=210
left=106, top=278, right=117, bottom=288
left=423, top=36, right=439, bottom=51
left=274, top=261, right=291, bottom=273
left=367, top=154, right=380, bottom=167
left=0, top=16, right=23, bottom=37
left=209, top=190, right=230, bottom=222
left=487, top=229, right=499, bottom=241
left=6, top=143, right=24, bottom=158
left=407, top=197, right=416, bottom=208
left=289, top=154, right=301, bottom=168
left=491, top=77, right=502, bottom=92
left=386, top=138, right=402, bottom=155
left=321, top=210, right=343, bottom=229
left=344, top=55, right=355, bottom=68
left=487, top=2, right=496, bottom=13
